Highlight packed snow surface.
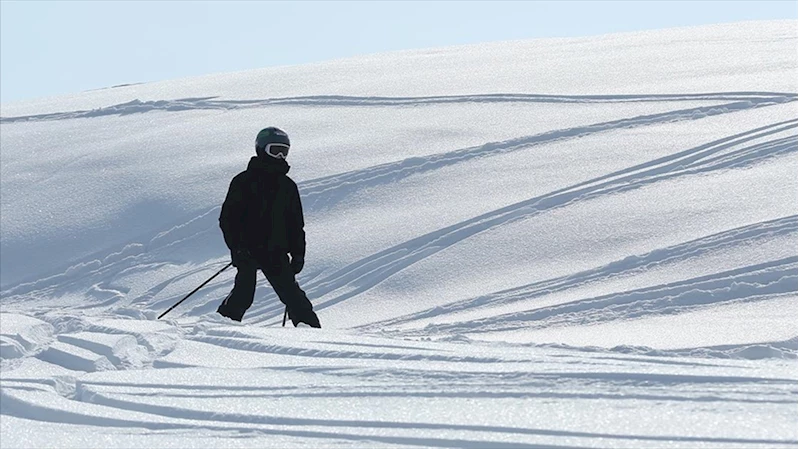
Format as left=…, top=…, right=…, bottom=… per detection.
left=1, top=21, right=797, bottom=448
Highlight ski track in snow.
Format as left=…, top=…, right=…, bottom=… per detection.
left=362, top=216, right=799, bottom=333
left=285, top=120, right=797, bottom=316
left=1, top=91, right=795, bottom=123
left=2, top=92, right=796, bottom=338
left=1, top=86, right=797, bottom=447
left=3, top=92, right=796, bottom=303
left=2, top=323, right=796, bottom=448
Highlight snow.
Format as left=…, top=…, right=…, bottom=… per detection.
left=1, top=21, right=797, bottom=448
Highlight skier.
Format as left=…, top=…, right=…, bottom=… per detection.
left=216, top=127, right=321, bottom=327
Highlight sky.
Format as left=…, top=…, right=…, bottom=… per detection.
left=1, top=0, right=796, bottom=104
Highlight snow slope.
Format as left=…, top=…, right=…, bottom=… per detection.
left=1, top=21, right=797, bottom=448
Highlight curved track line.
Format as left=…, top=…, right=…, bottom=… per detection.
left=415, top=257, right=798, bottom=335
left=2, top=91, right=794, bottom=123
left=362, top=216, right=798, bottom=331
left=248, top=121, right=797, bottom=322
left=6, top=99, right=789, bottom=302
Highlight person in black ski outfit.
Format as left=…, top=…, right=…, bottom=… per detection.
left=216, top=127, right=321, bottom=327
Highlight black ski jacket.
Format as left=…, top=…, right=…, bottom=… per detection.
left=219, top=156, right=305, bottom=261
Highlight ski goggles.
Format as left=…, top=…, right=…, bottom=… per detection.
left=263, top=143, right=290, bottom=159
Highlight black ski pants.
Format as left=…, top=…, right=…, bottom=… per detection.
left=217, top=251, right=318, bottom=325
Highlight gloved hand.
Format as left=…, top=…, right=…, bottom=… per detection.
left=231, top=249, right=252, bottom=268
left=290, top=254, right=304, bottom=274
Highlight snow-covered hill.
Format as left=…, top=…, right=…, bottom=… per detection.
left=1, top=21, right=797, bottom=448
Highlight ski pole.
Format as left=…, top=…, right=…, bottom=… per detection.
left=158, top=262, right=233, bottom=319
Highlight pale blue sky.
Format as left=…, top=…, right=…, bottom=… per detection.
left=1, top=1, right=796, bottom=103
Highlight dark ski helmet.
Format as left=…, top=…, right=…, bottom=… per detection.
left=255, top=127, right=291, bottom=159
